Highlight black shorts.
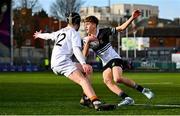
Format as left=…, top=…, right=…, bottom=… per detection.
left=103, top=58, right=123, bottom=71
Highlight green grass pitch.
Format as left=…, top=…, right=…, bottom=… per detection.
left=0, top=72, right=180, bottom=115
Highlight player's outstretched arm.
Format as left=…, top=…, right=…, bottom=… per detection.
left=116, top=10, right=141, bottom=32
left=33, top=30, right=55, bottom=40
left=33, top=30, right=42, bottom=39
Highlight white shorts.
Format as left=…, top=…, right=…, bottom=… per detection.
left=52, top=60, right=77, bottom=77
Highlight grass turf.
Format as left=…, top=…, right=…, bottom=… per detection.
left=0, top=72, right=180, bottom=115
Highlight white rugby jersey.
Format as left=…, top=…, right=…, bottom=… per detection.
left=36, top=27, right=83, bottom=68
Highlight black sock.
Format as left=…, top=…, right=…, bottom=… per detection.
left=134, top=84, right=144, bottom=92
left=82, top=93, right=89, bottom=100
left=118, top=92, right=129, bottom=99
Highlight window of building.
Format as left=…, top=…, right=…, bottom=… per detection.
left=149, top=10, right=151, bottom=16
left=146, top=10, right=149, bottom=17
left=165, top=51, right=170, bottom=55
left=106, top=17, right=109, bottom=21
left=98, top=8, right=101, bottom=12
left=125, top=9, right=130, bottom=16
left=159, top=38, right=164, bottom=47
left=160, top=51, right=164, bottom=55
left=141, top=10, right=144, bottom=17
left=153, top=51, right=158, bottom=55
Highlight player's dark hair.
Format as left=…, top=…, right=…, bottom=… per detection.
left=84, top=16, right=99, bottom=26
left=66, top=12, right=81, bottom=25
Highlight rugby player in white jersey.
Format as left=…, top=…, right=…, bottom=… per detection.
left=82, top=10, right=154, bottom=106
left=33, top=12, right=115, bottom=111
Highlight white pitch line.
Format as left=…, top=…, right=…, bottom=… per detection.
left=134, top=104, right=180, bottom=108
left=142, top=82, right=173, bottom=85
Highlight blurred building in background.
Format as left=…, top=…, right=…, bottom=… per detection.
left=79, top=3, right=180, bottom=71
left=80, top=4, right=158, bottom=28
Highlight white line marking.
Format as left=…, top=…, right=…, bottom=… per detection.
left=134, top=104, right=180, bottom=108
left=142, top=82, right=173, bottom=85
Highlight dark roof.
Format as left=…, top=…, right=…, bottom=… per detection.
left=143, top=27, right=180, bottom=37
left=128, top=27, right=180, bottom=37
left=136, top=18, right=180, bottom=28
left=123, top=18, right=180, bottom=37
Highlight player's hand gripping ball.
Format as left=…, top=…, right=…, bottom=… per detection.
left=89, top=40, right=99, bottom=49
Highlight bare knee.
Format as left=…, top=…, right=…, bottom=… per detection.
left=103, top=77, right=113, bottom=86
left=113, top=76, right=123, bottom=83
left=112, top=67, right=124, bottom=83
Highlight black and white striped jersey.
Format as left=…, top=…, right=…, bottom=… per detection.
left=85, top=27, right=121, bottom=66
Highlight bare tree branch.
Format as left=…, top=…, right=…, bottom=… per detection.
left=12, top=0, right=41, bottom=12
left=50, top=0, right=85, bottom=20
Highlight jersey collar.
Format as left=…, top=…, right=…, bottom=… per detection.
left=96, top=28, right=99, bottom=37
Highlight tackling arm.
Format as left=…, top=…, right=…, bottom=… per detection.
left=73, top=46, right=93, bottom=75
left=82, top=40, right=90, bottom=57
left=73, top=46, right=86, bottom=65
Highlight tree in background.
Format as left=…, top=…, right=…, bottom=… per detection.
left=12, top=0, right=42, bottom=49
left=50, top=0, right=84, bottom=20
left=12, top=0, right=41, bottom=12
